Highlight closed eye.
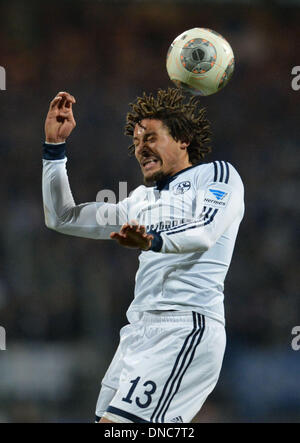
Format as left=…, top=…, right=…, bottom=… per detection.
left=145, top=135, right=156, bottom=144
left=133, top=132, right=157, bottom=148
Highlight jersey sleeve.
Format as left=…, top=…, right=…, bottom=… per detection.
left=42, top=157, right=130, bottom=239
left=150, top=161, right=244, bottom=253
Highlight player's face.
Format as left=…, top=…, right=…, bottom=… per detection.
left=134, top=119, right=191, bottom=185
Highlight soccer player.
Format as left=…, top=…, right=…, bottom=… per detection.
left=42, top=89, right=244, bottom=423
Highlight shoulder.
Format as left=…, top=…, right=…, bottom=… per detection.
left=194, top=161, right=244, bottom=191
left=116, top=185, right=147, bottom=207
left=126, top=184, right=148, bottom=201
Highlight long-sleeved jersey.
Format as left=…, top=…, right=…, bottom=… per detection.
left=43, top=155, right=244, bottom=325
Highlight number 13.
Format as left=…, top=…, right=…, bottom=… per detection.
left=122, top=376, right=157, bottom=409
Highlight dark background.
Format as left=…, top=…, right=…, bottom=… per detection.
left=0, top=0, right=299, bottom=422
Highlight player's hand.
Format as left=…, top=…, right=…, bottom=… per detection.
left=45, top=92, right=76, bottom=143
left=110, top=221, right=153, bottom=251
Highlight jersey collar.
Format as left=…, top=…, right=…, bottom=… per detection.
left=155, top=163, right=200, bottom=191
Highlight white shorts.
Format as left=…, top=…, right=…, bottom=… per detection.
left=95, top=311, right=226, bottom=423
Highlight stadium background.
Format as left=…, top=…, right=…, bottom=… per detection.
left=0, top=0, right=299, bottom=422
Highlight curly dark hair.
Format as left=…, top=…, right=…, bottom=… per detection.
left=125, top=88, right=212, bottom=165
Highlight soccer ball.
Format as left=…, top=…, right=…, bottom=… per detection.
left=166, top=27, right=235, bottom=96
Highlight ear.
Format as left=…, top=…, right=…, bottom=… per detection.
left=179, top=141, right=190, bottom=150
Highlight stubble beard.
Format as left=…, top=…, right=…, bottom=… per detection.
left=143, top=169, right=167, bottom=187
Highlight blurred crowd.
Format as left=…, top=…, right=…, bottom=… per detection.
left=0, top=0, right=299, bottom=422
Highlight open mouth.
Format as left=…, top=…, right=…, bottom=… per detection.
left=141, top=158, right=160, bottom=171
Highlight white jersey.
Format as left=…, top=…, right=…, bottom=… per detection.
left=42, top=157, right=244, bottom=325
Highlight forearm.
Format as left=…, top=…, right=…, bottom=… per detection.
left=149, top=221, right=213, bottom=253
left=149, top=189, right=244, bottom=254
left=42, top=146, right=122, bottom=239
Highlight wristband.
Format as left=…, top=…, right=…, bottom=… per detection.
left=147, top=230, right=163, bottom=252
left=43, top=142, right=66, bottom=160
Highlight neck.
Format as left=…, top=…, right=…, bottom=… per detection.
left=169, top=161, right=193, bottom=177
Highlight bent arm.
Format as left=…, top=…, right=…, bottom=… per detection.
left=153, top=187, right=243, bottom=253
left=42, top=92, right=127, bottom=239
left=149, top=163, right=245, bottom=253
left=42, top=156, right=128, bottom=239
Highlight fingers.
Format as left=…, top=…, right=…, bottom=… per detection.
left=139, top=225, right=146, bottom=235
left=57, top=93, right=75, bottom=113
left=51, top=93, right=76, bottom=127
left=120, top=221, right=147, bottom=237
left=132, top=223, right=147, bottom=237
left=49, top=91, right=76, bottom=111
left=114, top=223, right=148, bottom=239
left=57, top=91, right=76, bottom=104
left=120, top=223, right=130, bottom=235
left=49, top=96, right=62, bottom=110
left=110, top=232, right=126, bottom=240
left=110, top=232, right=129, bottom=247
left=110, top=228, right=152, bottom=250
left=128, top=220, right=145, bottom=232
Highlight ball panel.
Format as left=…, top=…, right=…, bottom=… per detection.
left=217, top=58, right=235, bottom=90
left=187, top=64, right=225, bottom=96
left=166, top=42, right=190, bottom=84
left=180, top=38, right=217, bottom=74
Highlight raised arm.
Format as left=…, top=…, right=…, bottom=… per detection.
left=42, top=92, right=128, bottom=239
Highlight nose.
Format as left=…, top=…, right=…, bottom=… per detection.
left=136, top=143, right=150, bottom=158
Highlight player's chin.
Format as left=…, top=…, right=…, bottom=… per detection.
left=142, top=164, right=158, bottom=181
left=142, top=163, right=161, bottom=184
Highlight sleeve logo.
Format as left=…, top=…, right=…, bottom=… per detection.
left=204, top=186, right=231, bottom=208
left=209, top=189, right=227, bottom=200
